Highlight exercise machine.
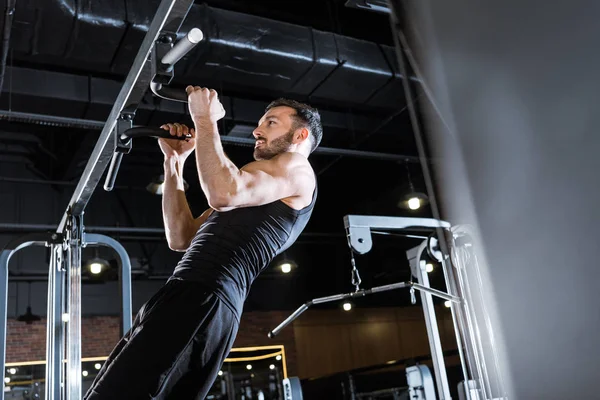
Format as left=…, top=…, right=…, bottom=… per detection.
left=269, top=215, right=508, bottom=400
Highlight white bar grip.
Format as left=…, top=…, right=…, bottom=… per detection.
left=161, top=28, right=203, bottom=66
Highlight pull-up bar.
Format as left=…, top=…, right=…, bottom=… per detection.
left=56, top=0, right=198, bottom=233
left=41, top=1, right=201, bottom=399
left=103, top=24, right=202, bottom=191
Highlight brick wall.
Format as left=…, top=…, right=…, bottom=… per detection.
left=6, top=307, right=454, bottom=381
left=6, top=310, right=299, bottom=376
left=234, top=310, right=298, bottom=376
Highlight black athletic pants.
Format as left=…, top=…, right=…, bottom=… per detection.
left=83, top=279, right=239, bottom=400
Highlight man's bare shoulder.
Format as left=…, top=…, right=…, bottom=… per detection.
left=272, top=152, right=315, bottom=209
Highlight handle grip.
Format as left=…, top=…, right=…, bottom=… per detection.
left=121, top=127, right=192, bottom=141
left=104, top=152, right=124, bottom=191
left=150, top=81, right=189, bottom=103
left=161, top=28, right=203, bottom=67
left=150, top=28, right=204, bottom=103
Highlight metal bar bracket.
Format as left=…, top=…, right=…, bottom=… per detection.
left=151, top=35, right=177, bottom=84
left=344, top=214, right=451, bottom=254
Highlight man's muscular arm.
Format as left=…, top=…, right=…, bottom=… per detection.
left=162, top=156, right=213, bottom=251
left=193, top=120, right=313, bottom=211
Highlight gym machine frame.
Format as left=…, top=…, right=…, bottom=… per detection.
left=0, top=0, right=205, bottom=399
left=0, top=233, right=133, bottom=400
left=270, top=214, right=505, bottom=400
left=269, top=216, right=460, bottom=399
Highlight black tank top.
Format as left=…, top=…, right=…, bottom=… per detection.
left=170, top=180, right=317, bottom=321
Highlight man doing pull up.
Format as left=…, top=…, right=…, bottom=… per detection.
left=84, top=86, right=322, bottom=399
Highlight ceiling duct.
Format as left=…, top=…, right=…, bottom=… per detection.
left=5, top=1, right=414, bottom=111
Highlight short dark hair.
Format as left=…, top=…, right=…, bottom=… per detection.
left=265, top=98, right=323, bottom=154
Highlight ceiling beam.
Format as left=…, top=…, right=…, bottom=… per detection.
left=0, top=109, right=422, bottom=163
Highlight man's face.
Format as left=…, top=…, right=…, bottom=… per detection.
left=252, top=106, right=297, bottom=160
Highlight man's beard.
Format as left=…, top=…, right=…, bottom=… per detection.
left=253, top=130, right=294, bottom=160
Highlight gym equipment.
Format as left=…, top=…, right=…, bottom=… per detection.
left=282, top=377, right=303, bottom=400
left=406, top=365, right=436, bottom=400
left=270, top=214, right=507, bottom=400
left=0, top=234, right=133, bottom=400
left=0, top=1, right=205, bottom=399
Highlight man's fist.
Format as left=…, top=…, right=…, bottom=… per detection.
left=185, top=86, right=226, bottom=124
left=158, top=123, right=196, bottom=160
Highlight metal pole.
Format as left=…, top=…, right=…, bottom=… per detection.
left=56, top=0, right=196, bottom=234
left=408, top=242, right=452, bottom=399
left=0, top=233, right=53, bottom=400
left=0, top=250, right=8, bottom=398
left=45, top=243, right=64, bottom=400
left=65, top=214, right=83, bottom=400
left=85, top=234, right=133, bottom=335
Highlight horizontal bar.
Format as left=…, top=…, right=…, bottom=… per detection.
left=0, top=112, right=421, bottom=163
left=268, top=281, right=412, bottom=337
left=267, top=304, right=309, bottom=338
left=0, top=222, right=165, bottom=235
left=345, top=215, right=451, bottom=231
left=412, top=282, right=459, bottom=303
left=344, top=215, right=451, bottom=254
left=0, top=223, right=342, bottom=240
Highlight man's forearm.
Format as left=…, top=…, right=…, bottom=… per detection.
left=162, top=156, right=195, bottom=250
left=193, top=119, right=241, bottom=206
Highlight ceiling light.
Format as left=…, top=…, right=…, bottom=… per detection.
left=426, top=263, right=434, bottom=273
left=8, top=368, right=16, bottom=375
left=398, top=192, right=429, bottom=210
left=343, top=302, right=353, bottom=311
left=398, top=162, right=429, bottom=210
left=408, top=197, right=420, bottom=210
left=17, top=306, right=41, bottom=324
left=94, top=363, right=101, bottom=370
left=90, top=262, right=103, bottom=274
left=246, top=364, right=252, bottom=370
left=4, top=377, right=10, bottom=384
left=280, top=262, right=292, bottom=273
left=276, top=355, right=282, bottom=361
left=86, top=258, right=110, bottom=276
left=218, top=370, right=223, bottom=376
left=82, top=371, right=88, bottom=377
left=444, top=301, right=452, bottom=308
left=17, top=283, right=41, bottom=324
left=269, top=364, right=275, bottom=370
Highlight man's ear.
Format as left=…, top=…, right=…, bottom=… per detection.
left=294, top=127, right=310, bottom=143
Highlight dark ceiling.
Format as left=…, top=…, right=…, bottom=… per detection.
left=0, top=0, right=447, bottom=311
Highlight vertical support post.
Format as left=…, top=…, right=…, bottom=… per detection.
left=85, top=234, right=133, bottom=336
left=416, top=262, right=452, bottom=399
left=0, top=234, right=52, bottom=400
left=45, top=243, right=65, bottom=400
left=0, top=251, right=9, bottom=398
left=408, top=243, right=452, bottom=399
left=65, top=213, right=83, bottom=400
